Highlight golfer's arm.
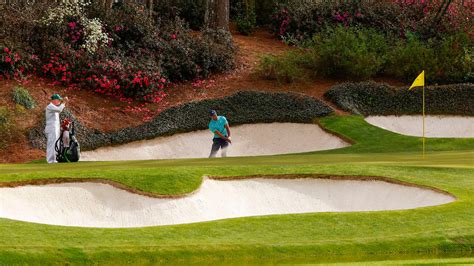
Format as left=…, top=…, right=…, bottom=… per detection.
left=214, top=130, right=227, bottom=139
left=225, top=124, right=231, bottom=137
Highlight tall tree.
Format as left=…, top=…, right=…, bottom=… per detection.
left=204, top=0, right=229, bottom=31
left=105, top=0, right=114, bottom=10
left=146, top=0, right=154, bottom=18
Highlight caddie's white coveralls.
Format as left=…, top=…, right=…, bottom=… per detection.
left=44, top=103, right=65, bottom=163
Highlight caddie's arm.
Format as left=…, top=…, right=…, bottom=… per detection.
left=48, top=103, right=66, bottom=113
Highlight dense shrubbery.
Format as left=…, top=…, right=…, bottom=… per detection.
left=12, top=86, right=36, bottom=110
left=262, top=1, right=473, bottom=83
left=236, top=10, right=257, bottom=36
left=154, top=0, right=206, bottom=30
left=324, top=82, right=474, bottom=116
left=0, top=1, right=234, bottom=102
left=29, top=91, right=333, bottom=150
left=271, top=0, right=473, bottom=44
left=0, top=107, right=14, bottom=149
left=231, top=0, right=278, bottom=26
left=258, top=26, right=472, bottom=83
left=385, top=32, right=473, bottom=83
left=313, top=27, right=388, bottom=79
left=258, top=51, right=311, bottom=83
left=0, top=46, right=30, bottom=81
left=152, top=0, right=276, bottom=31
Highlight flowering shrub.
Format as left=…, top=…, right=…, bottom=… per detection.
left=0, top=1, right=234, bottom=103
left=0, top=46, right=30, bottom=80
left=100, top=3, right=234, bottom=81
left=40, top=0, right=88, bottom=26
left=37, top=50, right=168, bottom=102
left=270, top=0, right=473, bottom=43
left=89, top=61, right=168, bottom=102
left=81, top=18, right=111, bottom=53
left=66, top=21, right=84, bottom=46
left=392, top=0, right=473, bottom=40
left=258, top=27, right=472, bottom=83
left=40, top=0, right=110, bottom=54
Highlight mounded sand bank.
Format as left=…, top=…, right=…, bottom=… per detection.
left=0, top=178, right=454, bottom=228
left=81, top=123, right=350, bottom=161
left=365, top=116, right=474, bottom=138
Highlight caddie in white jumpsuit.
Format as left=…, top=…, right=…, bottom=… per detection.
left=44, top=94, right=67, bottom=163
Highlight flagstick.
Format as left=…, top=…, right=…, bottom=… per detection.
left=422, top=85, right=426, bottom=158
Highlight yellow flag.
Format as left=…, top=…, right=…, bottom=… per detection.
left=409, top=71, right=425, bottom=90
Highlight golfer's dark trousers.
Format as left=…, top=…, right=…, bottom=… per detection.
left=209, top=137, right=229, bottom=158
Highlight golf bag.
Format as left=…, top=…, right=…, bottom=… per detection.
left=55, top=121, right=80, bottom=163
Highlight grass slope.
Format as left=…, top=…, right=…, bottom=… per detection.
left=0, top=115, right=473, bottom=264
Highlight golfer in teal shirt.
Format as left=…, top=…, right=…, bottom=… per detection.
left=208, top=110, right=232, bottom=158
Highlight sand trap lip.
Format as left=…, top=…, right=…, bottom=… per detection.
left=81, top=123, right=350, bottom=161
left=365, top=115, right=474, bottom=138
left=0, top=177, right=454, bottom=228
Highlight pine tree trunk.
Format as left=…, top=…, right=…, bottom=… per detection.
left=147, top=0, right=154, bottom=18
left=205, top=0, right=229, bottom=31
left=105, top=0, right=114, bottom=10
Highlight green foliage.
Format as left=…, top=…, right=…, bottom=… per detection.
left=271, top=0, right=473, bottom=42
left=12, top=86, right=36, bottom=110
left=257, top=52, right=310, bottom=83
left=324, top=81, right=474, bottom=116
left=258, top=27, right=388, bottom=81
left=154, top=0, right=206, bottom=30
left=102, top=5, right=235, bottom=83
left=386, top=32, right=473, bottom=83
left=313, top=26, right=388, bottom=79
left=259, top=27, right=472, bottom=83
left=236, top=10, right=257, bottom=36
left=0, top=107, right=13, bottom=149
left=193, top=37, right=235, bottom=78
left=231, top=0, right=278, bottom=26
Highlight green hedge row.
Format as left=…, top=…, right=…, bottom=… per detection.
left=324, top=82, right=474, bottom=116
left=29, top=91, right=333, bottom=151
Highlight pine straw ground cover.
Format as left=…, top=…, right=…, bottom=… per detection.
left=0, top=115, right=473, bottom=264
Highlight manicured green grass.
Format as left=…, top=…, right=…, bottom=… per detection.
left=0, top=115, right=473, bottom=264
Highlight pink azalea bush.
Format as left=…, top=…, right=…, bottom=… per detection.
left=0, top=46, right=30, bottom=81
left=0, top=1, right=234, bottom=103
left=271, top=0, right=473, bottom=43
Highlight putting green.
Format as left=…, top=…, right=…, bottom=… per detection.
left=0, top=115, right=473, bottom=264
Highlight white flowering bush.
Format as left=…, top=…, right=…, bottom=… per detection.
left=40, top=0, right=110, bottom=54
left=40, top=0, right=88, bottom=26
left=81, top=18, right=111, bottom=53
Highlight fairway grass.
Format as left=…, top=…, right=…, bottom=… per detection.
left=0, top=115, right=473, bottom=264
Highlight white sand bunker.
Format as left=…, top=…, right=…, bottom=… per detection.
left=366, top=115, right=474, bottom=138
left=0, top=178, right=454, bottom=228
left=81, top=123, right=349, bottom=161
